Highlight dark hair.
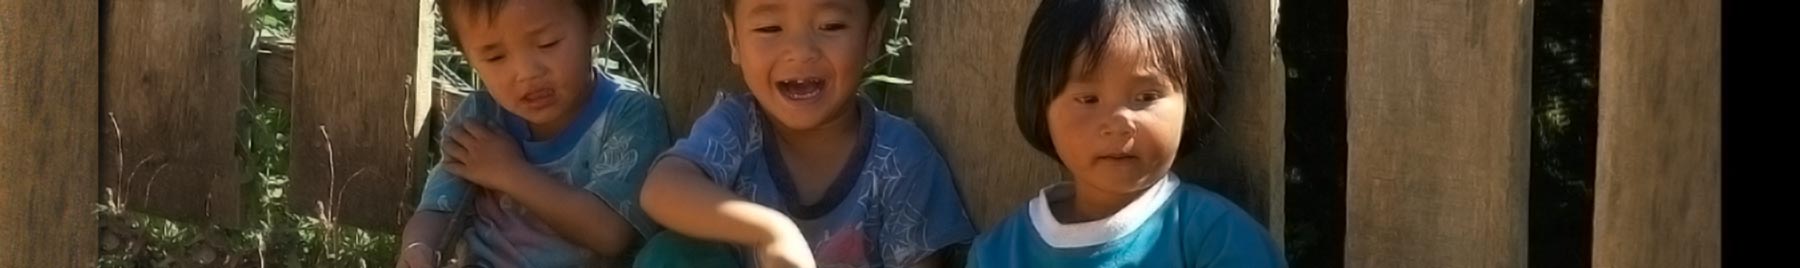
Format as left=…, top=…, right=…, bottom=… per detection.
left=719, top=0, right=887, bottom=21
left=1014, top=0, right=1231, bottom=162
left=439, top=0, right=607, bottom=51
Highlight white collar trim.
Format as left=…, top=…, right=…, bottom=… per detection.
left=1029, top=174, right=1179, bottom=248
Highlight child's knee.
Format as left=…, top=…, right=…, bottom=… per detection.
left=632, top=232, right=744, bottom=268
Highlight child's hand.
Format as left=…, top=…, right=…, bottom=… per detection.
left=395, top=242, right=436, bottom=268
left=442, top=122, right=530, bottom=191
left=753, top=230, right=817, bottom=268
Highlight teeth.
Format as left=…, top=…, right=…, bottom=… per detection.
left=776, top=77, right=825, bottom=99
left=779, top=78, right=823, bottom=86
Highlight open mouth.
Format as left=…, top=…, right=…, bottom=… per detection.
left=521, top=88, right=555, bottom=110
left=775, top=77, right=826, bottom=101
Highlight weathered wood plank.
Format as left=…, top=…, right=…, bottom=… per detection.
left=1345, top=0, right=1533, bottom=266
left=289, top=0, right=435, bottom=232
left=0, top=0, right=100, bottom=265
left=1592, top=0, right=1721, bottom=266
left=101, top=0, right=247, bottom=227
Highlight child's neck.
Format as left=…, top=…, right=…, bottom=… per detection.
left=525, top=118, right=573, bottom=142
left=523, top=77, right=597, bottom=141
left=770, top=100, right=864, bottom=157
left=770, top=102, right=864, bottom=204
left=1051, top=176, right=1158, bottom=224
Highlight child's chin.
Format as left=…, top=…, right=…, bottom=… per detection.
left=761, top=95, right=854, bottom=129
left=1083, top=165, right=1157, bottom=184
left=513, top=108, right=566, bottom=126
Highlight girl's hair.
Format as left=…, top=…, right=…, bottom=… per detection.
left=1013, top=0, right=1231, bottom=161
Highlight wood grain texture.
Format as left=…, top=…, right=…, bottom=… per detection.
left=1346, top=0, right=1533, bottom=266
left=1592, top=0, right=1720, bottom=266
left=289, top=0, right=434, bottom=232
left=101, top=0, right=247, bottom=227
left=0, top=0, right=100, bottom=265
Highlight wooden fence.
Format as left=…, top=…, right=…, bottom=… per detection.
left=0, top=0, right=1717, bottom=266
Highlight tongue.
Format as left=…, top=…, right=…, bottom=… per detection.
left=780, top=81, right=822, bottom=100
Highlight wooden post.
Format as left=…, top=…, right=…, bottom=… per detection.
left=0, top=0, right=99, bottom=265
left=289, top=0, right=435, bottom=232
left=1346, top=0, right=1533, bottom=266
left=1591, top=0, right=1721, bottom=266
left=657, top=0, right=744, bottom=135
left=101, top=0, right=247, bottom=227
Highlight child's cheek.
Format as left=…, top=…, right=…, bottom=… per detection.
left=1046, top=102, right=1094, bottom=165
left=830, top=39, right=866, bottom=91
left=473, top=62, right=517, bottom=95
left=1142, top=103, right=1187, bottom=163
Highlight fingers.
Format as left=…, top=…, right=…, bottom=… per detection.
left=462, top=122, right=499, bottom=141
left=442, top=135, right=469, bottom=161
left=442, top=159, right=467, bottom=176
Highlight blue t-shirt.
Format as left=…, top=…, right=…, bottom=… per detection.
left=967, top=174, right=1286, bottom=268
left=417, top=71, right=671, bottom=267
left=658, top=91, right=978, bottom=267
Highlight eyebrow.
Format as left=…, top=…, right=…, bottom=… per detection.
left=816, top=1, right=853, bottom=15
left=525, top=23, right=550, bottom=36
left=476, top=42, right=501, bottom=54
left=745, top=3, right=783, bottom=17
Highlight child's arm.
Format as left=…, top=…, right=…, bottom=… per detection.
left=441, top=123, right=638, bottom=258
left=488, top=163, right=639, bottom=257
left=640, top=158, right=815, bottom=267
left=397, top=211, right=449, bottom=268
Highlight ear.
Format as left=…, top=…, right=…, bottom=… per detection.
left=722, top=13, right=741, bottom=65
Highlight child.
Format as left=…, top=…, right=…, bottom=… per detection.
left=635, top=0, right=977, bottom=267
left=966, top=0, right=1286, bottom=267
left=396, top=0, right=671, bottom=267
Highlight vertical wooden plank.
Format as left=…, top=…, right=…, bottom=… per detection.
left=657, top=0, right=744, bottom=136
left=912, top=0, right=1052, bottom=230
left=1174, top=0, right=1286, bottom=240
left=1346, top=0, right=1532, bottom=266
left=0, top=0, right=99, bottom=265
left=291, top=0, right=434, bottom=232
left=1592, top=0, right=1720, bottom=266
left=101, top=0, right=246, bottom=227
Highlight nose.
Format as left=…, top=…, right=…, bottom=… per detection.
left=1100, top=107, right=1138, bottom=138
left=781, top=32, right=822, bottom=64
left=512, top=54, right=548, bottom=85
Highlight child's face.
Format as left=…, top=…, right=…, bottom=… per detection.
left=450, top=0, right=597, bottom=128
left=724, top=0, right=878, bottom=131
left=1046, top=43, right=1188, bottom=196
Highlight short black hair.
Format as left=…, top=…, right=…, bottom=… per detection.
left=439, top=0, right=608, bottom=51
left=719, top=0, right=887, bottom=21
left=1014, top=0, right=1231, bottom=162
